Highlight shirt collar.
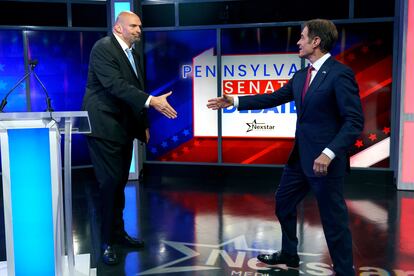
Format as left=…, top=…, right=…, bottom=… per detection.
left=310, top=53, right=331, bottom=71
left=113, top=33, right=131, bottom=52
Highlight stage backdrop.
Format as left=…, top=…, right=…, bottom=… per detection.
left=144, top=22, right=393, bottom=168
left=0, top=22, right=393, bottom=168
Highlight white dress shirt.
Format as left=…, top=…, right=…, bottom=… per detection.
left=113, top=33, right=152, bottom=108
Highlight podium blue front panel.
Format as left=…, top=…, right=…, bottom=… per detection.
left=8, top=128, right=55, bottom=276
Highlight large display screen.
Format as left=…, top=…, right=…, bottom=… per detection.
left=144, top=22, right=393, bottom=168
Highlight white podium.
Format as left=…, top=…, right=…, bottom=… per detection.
left=0, top=112, right=93, bottom=276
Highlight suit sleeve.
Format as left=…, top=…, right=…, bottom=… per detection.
left=142, top=110, right=150, bottom=129
left=238, top=76, right=295, bottom=110
left=91, top=42, right=149, bottom=115
left=327, top=67, right=364, bottom=155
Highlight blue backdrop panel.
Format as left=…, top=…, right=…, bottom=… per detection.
left=0, top=30, right=26, bottom=112
left=25, top=30, right=105, bottom=166
left=25, top=30, right=105, bottom=112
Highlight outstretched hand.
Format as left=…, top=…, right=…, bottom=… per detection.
left=206, top=94, right=234, bottom=110
left=149, top=91, right=177, bottom=119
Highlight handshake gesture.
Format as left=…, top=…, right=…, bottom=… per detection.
left=149, top=91, right=177, bottom=119
left=206, top=94, right=234, bottom=110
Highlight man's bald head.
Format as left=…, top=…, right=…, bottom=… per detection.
left=113, top=11, right=142, bottom=47
left=114, top=11, right=137, bottom=25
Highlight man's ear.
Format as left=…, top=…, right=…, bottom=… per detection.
left=114, top=24, right=122, bottom=34
left=312, top=36, right=321, bottom=48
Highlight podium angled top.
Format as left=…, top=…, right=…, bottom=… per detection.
left=0, top=111, right=91, bottom=134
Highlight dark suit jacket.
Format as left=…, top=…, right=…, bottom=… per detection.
left=82, top=34, right=149, bottom=144
left=239, top=57, right=364, bottom=177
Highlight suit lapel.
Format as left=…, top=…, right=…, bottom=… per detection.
left=131, top=48, right=145, bottom=88
left=110, top=35, right=142, bottom=85
left=299, top=57, right=333, bottom=119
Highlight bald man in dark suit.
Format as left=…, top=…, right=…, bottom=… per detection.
left=83, top=11, right=177, bottom=265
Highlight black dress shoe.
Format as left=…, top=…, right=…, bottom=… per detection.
left=115, top=233, right=145, bottom=248
left=257, top=251, right=300, bottom=267
left=102, top=245, right=118, bottom=265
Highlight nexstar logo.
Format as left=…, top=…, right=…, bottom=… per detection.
left=137, top=236, right=321, bottom=275
left=246, top=120, right=275, bottom=133
left=137, top=236, right=414, bottom=276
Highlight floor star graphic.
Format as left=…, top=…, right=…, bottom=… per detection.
left=137, top=236, right=321, bottom=275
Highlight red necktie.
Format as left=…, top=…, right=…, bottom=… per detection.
left=301, top=65, right=315, bottom=102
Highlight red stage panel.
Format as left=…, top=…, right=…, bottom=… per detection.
left=402, top=122, right=414, bottom=183
left=405, top=0, right=414, bottom=113
left=397, top=198, right=414, bottom=269
left=222, top=138, right=293, bottom=164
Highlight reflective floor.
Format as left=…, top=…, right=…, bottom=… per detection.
left=1, top=168, right=414, bottom=276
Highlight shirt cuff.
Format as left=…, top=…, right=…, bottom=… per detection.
left=322, top=148, right=336, bottom=160
left=233, top=95, right=239, bottom=108
left=144, top=95, right=152, bottom=108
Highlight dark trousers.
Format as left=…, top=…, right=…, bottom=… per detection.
left=87, top=136, right=133, bottom=245
left=276, top=161, right=354, bottom=276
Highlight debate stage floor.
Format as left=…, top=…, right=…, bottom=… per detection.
left=1, top=168, right=414, bottom=276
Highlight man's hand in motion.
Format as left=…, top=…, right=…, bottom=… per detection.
left=207, top=94, right=234, bottom=110
left=313, top=153, right=332, bottom=176
left=150, top=91, right=177, bottom=119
